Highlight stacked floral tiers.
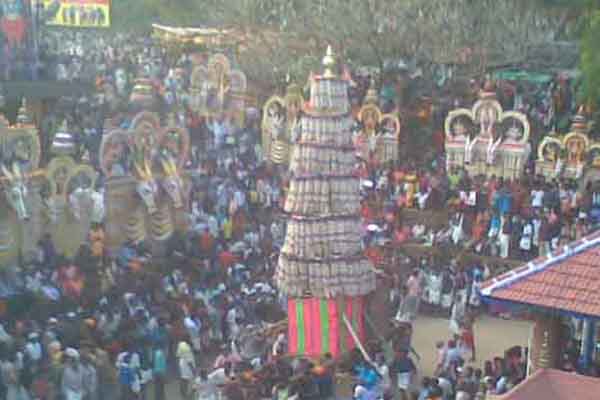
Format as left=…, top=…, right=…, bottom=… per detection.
left=277, top=53, right=375, bottom=299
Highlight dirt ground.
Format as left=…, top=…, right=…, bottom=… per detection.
left=411, top=314, right=532, bottom=377
left=157, top=315, right=531, bottom=400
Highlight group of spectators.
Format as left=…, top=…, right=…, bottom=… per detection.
left=0, top=107, right=290, bottom=400
left=1, top=27, right=297, bottom=400
left=359, top=159, right=599, bottom=262
left=0, top=22, right=598, bottom=400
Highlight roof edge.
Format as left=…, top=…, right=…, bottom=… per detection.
left=481, top=231, right=600, bottom=297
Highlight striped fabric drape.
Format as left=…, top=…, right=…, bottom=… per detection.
left=287, top=296, right=365, bottom=358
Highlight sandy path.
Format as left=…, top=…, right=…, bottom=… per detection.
left=411, top=315, right=532, bottom=377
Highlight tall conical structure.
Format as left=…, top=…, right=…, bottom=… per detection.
left=277, top=47, right=375, bottom=357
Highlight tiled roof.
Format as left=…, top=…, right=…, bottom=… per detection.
left=480, top=231, right=600, bottom=318
left=490, top=369, right=600, bottom=400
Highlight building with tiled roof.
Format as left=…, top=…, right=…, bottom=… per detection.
left=480, top=230, right=600, bottom=318
left=486, top=368, right=600, bottom=400
left=480, top=231, right=600, bottom=372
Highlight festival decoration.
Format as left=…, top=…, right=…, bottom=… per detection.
left=277, top=47, right=376, bottom=357
left=287, top=297, right=365, bottom=358
left=156, top=114, right=189, bottom=210
left=152, top=24, right=242, bottom=48
left=43, top=156, right=100, bottom=256
left=444, top=80, right=531, bottom=179
left=536, top=107, right=597, bottom=180
left=129, top=75, right=160, bottom=112
left=0, top=103, right=44, bottom=265
left=64, top=164, right=101, bottom=222
left=100, top=110, right=192, bottom=249
left=42, top=0, right=111, bottom=28
left=0, top=102, right=40, bottom=220
left=50, top=120, right=77, bottom=156
left=44, top=155, right=77, bottom=222
left=354, top=79, right=401, bottom=165
left=0, top=161, right=30, bottom=221
left=189, top=53, right=248, bottom=127
left=261, top=83, right=304, bottom=165
left=0, top=102, right=99, bottom=263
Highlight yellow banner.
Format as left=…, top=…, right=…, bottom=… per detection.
left=42, top=0, right=110, bottom=28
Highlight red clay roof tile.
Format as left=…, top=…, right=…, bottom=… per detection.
left=482, top=233, right=600, bottom=317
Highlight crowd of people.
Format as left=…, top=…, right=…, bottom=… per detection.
left=1, top=28, right=295, bottom=400
left=359, top=161, right=599, bottom=260
left=0, top=23, right=598, bottom=400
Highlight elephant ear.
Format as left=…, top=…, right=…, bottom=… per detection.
left=13, top=163, right=23, bottom=180
left=130, top=145, right=148, bottom=179
left=160, top=158, right=173, bottom=176
left=144, top=159, right=153, bottom=178
left=133, top=161, right=147, bottom=180
left=168, top=157, right=178, bottom=174
left=0, top=163, right=13, bottom=181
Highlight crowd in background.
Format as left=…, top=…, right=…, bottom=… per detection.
left=0, top=25, right=597, bottom=400
left=360, top=161, right=599, bottom=260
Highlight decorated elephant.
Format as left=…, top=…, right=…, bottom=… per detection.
left=132, top=157, right=159, bottom=215
left=1, top=162, right=30, bottom=221
left=158, top=156, right=184, bottom=209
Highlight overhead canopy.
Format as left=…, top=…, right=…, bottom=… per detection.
left=151, top=23, right=243, bottom=47
left=493, top=70, right=554, bottom=84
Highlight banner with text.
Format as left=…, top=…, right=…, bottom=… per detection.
left=43, top=0, right=110, bottom=28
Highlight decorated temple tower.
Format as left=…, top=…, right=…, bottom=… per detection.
left=276, top=47, right=376, bottom=357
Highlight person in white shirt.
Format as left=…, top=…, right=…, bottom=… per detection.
left=272, top=334, right=286, bottom=358
left=375, top=354, right=391, bottom=396
left=519, top=220, right=533, bottom=259
left=436, top=375, right=453, bottom=400
left=233, top=189, right=246, bottom=210
left=495, top=374, right=510, bottom=394
left=207, top=362, right=232, bottom=400
left=193, top=369, right=217, bottom=400
left=531, top=189, right=544, bottom=208
left=62, top=348, right=85, bottom=400
left=176, top=341, right=196, bottom=398
left=210, top=115, right=230, bottom=149
left=184, top=316, right=202, bottom=352
left=81, top=354, right=98, bottom=400
left=226, top=306, right=240, bottom=340
left=115, top=348, right=141, bottom=398
left=25, top=332, right=42, bottom=373
left=532, top=216, right=542, bottom=249
left=0, top=323, right=11, bottom=345
left=443, top=340, right=462, bottom=371
left=417, top=187, right=431, bottom=210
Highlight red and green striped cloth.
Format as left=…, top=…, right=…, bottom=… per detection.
left=287, top=296, right=366, bottom=358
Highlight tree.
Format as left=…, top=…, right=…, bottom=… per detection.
left=111, top=0, right=206, bottom=31
left=208, top=0, right=583, bottom=80
left=580, top=10, right=600, bottom=106
left=533, top=0, right=600, bottom=106
left=108, top=0, right=592, bottom=94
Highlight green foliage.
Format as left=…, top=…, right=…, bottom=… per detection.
left=580, top=10, right=600, bottom=105
left=103, top=0, right=600, bottom=102
left=110, top=0, right=208, bottom=31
